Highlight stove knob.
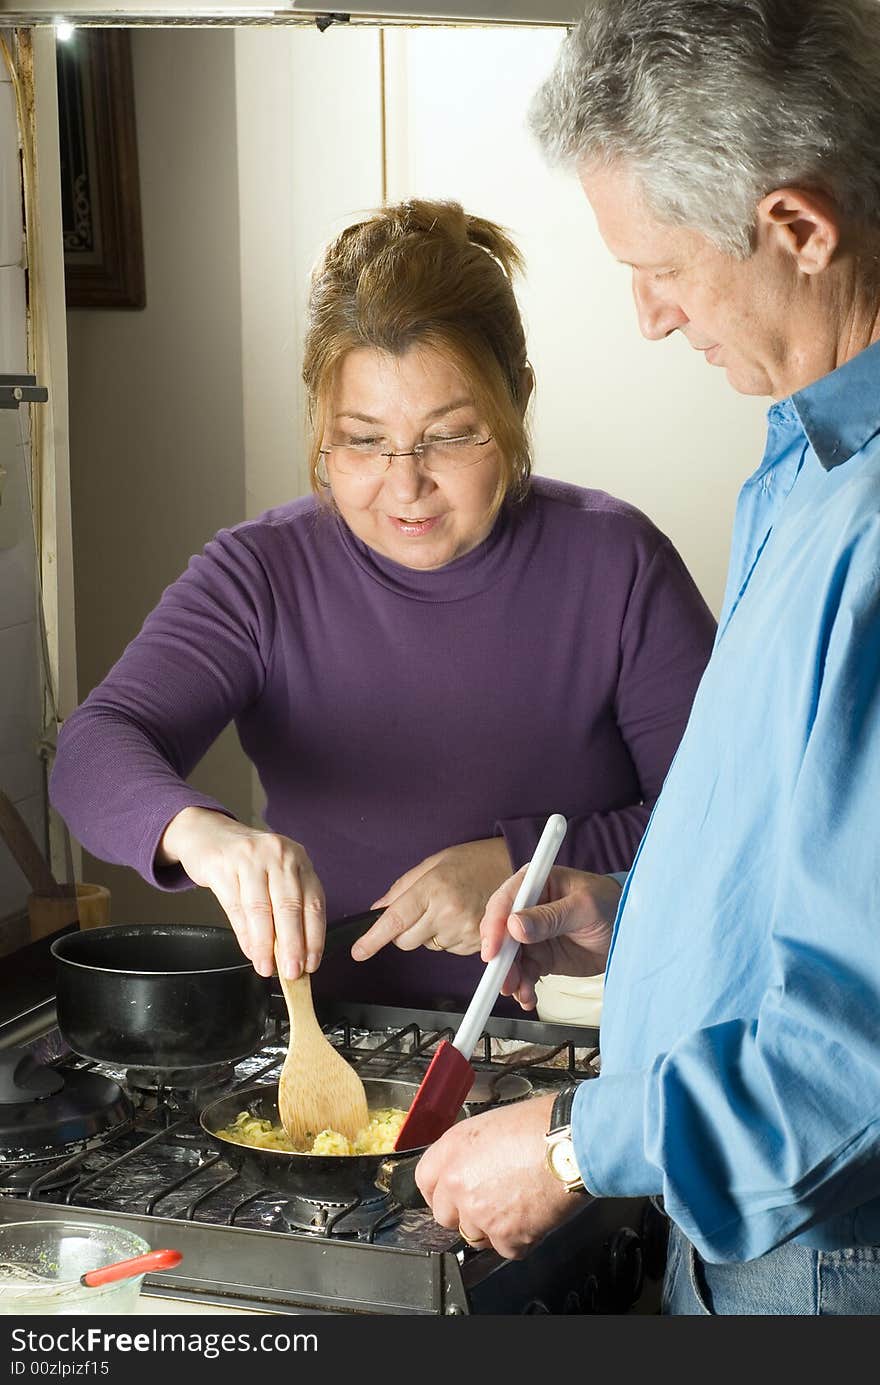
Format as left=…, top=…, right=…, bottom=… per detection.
left=522, top=1299, right=550, bottom=1314
left=581, top=1274, right=599, bottom=1314
left=603, top=1227, right=644, bottom=1311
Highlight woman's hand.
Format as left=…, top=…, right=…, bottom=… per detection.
left=480, top=866, right=621, bottom=1011
left=351, top=837, right=512, bottom=961
left=158, top=807, right=325, bottom=980
left=415, top=1095, right=580, bottom=1260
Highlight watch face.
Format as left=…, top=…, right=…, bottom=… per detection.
left=547, top=1135, right=581, bottom=1185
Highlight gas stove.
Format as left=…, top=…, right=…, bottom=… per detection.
left=0, top=992, right=666, bottom=1314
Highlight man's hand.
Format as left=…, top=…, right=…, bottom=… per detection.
left=480, top=866, right=621, bottom=1011
left=158, top=807, right=325, bottom=980
left=351, top=837, right=512, bottom=960
left=415, top=1096, right=580, bottom=1260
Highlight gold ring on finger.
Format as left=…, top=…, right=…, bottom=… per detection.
left=458, top=1224, right=485, bottom=1247
left=429, top=936, right=445, bottom=951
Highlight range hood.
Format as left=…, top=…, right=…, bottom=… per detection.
left=0, top=0, right=578, bottom=24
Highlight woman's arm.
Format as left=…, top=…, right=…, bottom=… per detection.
left=50, top=527, right=327, bottom=977
left=50, top=527, right=273, bottom=887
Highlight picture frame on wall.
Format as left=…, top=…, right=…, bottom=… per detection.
left=57, top=29, right=146, bottom=309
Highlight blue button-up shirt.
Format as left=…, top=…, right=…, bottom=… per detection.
left=575, top=339, right=880, bottom=1263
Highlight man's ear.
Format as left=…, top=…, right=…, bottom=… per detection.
left=756, top=186, right=840, bottom=274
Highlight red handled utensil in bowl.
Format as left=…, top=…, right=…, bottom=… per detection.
left=81, top=1248, right=182, bottom=1288
left=393, top=813, right=567, bottom=1152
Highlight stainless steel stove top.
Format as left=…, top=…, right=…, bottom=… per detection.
left=0, top=995, right=666, bottom=1314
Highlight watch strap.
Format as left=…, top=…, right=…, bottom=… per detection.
left=548, top=1081, right=581, bottom=1134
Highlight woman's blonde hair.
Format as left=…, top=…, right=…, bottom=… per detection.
left=302, top=199, right=532, bottom=511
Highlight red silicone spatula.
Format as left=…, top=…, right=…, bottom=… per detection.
left=393, top=813, right=567, bottom=1152
left=80, top=1248, right=182, bottom=1287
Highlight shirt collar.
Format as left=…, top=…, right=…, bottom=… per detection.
left=789, top=338, right=880, bottom=471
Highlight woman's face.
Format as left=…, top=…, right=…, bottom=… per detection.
left=323, top=346, right=503, bottom=570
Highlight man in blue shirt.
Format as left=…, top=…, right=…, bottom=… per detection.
left=416, top=0, right=880, bottom=1314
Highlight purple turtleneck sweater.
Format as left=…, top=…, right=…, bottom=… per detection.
left=50, top=477, right=715, bottom=1010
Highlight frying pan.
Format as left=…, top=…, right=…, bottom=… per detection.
left=200, top=1077, right=467, bottom=1207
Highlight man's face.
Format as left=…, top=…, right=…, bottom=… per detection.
left=578, top=163, right=804, bottom=399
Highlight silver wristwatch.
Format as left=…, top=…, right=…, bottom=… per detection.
left=544, top=1082, right=587, bottom=1194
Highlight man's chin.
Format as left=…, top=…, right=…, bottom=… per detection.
left=723, top=362, right=773, bottom=396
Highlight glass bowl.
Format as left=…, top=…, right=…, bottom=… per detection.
left=0, top=1219, right=152, bottom=1315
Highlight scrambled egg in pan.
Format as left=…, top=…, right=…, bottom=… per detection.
left=217, top=1107, right=407, bottom=1156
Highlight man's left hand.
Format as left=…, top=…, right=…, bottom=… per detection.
left=352, top=837, right=512, bottom=959
left=415, top=1095, right=581, bottom=1260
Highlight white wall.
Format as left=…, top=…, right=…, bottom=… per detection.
left=382, top=27, right=768, bottom=616
left=234, top=24, right=768, bottom=617
left=234, top=28, right=384, bottom=825
left=66, top=28, right=251, bottom=925
left=233, top=26, right=384, bottom=520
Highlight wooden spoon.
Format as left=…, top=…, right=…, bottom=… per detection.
left=274, top=952, right=369, bottom=1146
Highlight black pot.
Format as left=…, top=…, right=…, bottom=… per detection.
left=51, top=924, right=270, bottom=1070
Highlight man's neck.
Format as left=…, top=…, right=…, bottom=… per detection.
left=771, top=294, right=880, bottom=401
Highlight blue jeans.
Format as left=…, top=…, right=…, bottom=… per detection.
left=662, top=1220, right=880, bottom=1315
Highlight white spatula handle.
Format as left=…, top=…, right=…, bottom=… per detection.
left=452, top=813, right=567, bottom=1058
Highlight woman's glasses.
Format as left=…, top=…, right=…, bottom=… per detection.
left=319, top=434, right=493, bottom=476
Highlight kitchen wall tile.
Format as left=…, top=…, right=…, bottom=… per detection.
left=0, top=80, right=22, bottom=269
left=0, top=740, right=43, bottom=805
left=0, top=532, right=38, bottom=630
left=0, top=617, right=45, bottom=918
left=0, top=618, right=42, bottom=771
left=0, top=614, right=44, bottom=807
left=0, top=408, right=39, bottom=628
left=0, top=264, right=26, bottom=372
left=0, top=912, right=29, bottom=958
left=0, top=789, right=45, bottom=921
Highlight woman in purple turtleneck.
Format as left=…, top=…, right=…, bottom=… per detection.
left=50, top=199, right=715, bottom=1013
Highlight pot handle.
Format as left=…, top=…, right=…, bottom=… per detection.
left=376, top=1153, right=426, bottom=1209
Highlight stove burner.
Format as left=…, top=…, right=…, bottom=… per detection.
left=466, top=1071, right=532, bottom=1106
left=0, top=1156, right=81, bottom=1196
left=126, top=1062, right=234, bottom=1096
left=0, top=1048, right=132, bottom=1156
left=0, top=1049, right=64, bottom=1104
left=283, top=1189, right=403, bottom=1237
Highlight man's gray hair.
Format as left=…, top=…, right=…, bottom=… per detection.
left=529, top=0, right=880, bottom=257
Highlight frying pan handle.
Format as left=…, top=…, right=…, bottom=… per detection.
left=322, top=909, right=385, bottom=956
left=375, top=1153, right=426, bottom=1209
